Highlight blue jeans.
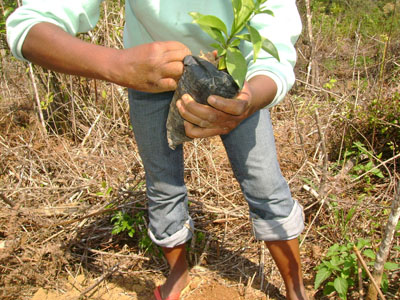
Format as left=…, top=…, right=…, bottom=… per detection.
left=128, top=89, right=304, bottom=247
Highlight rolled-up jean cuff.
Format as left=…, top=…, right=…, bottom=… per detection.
left=252, top=200, right=305, bottom=241
left=148, top=218, right=194, bottom=248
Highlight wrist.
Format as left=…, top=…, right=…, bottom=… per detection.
left=248, top=75, right=277, bottom=111
left=100, top=47, right=125, bottom=85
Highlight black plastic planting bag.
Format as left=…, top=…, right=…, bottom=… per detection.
left=166, top=55, right=239, bottom=149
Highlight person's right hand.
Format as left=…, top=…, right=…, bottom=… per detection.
left=110, top=41, right=191, bottom=93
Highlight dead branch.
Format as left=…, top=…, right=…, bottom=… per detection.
left=77, top=263, right=120, bottom=299
left=28, top=63, right=47, bottom=137
left=353, top=246, right=386, bottom=300
left=86, top=247, right=149, bottom=261
left=366, top=182, right=400, bottom=300
left=0, top=192, right=14, bottom=207
left=304, top=0, right=317, bottom=87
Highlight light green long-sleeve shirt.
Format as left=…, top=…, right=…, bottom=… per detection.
left=6, top=0, right=302, bottom=107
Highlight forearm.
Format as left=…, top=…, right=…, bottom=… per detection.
left=22, top=22, right=116, bottom=82
left=21, top=22, right=190, bottom=92
left=247, top=74, right=278, bottom=114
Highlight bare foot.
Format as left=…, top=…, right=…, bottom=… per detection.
left=159, top=271, right=190, bottom=299
left=286, top=287, right=309, bottom=300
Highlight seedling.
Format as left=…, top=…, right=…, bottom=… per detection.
left=166, top=0, right=281, bottom=149
left=190, top=0, right=279, bottom=89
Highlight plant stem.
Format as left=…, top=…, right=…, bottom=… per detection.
left=353, top=246, right=386, bottom=300
left=228, top=10, right=255, bottom=45
left=366, top=182, right=400, bottom=300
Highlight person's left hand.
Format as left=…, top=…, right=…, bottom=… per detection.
left=176, top=81, right=255, bottom=138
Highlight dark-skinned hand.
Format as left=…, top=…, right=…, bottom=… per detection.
left=176, top=75, right=278, bottom=138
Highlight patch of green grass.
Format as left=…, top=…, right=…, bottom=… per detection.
left=310, top=0, right=400, bottom=39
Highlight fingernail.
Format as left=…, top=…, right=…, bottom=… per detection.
left=208, top=96, right=216, bottom=106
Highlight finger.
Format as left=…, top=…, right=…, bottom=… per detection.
left=207, top=95, right=249, bottom=116
left=162, top=42, right=192, bottom=61
left=180, top=94, right=223, bottom=123
left=157, top=78, right=178, bottom=92
left=162, top=41, right=191, bottom=52
left=184, top=121, right=231, bottom=139
left=176, top=99, right=212, bottom=128
left=161, top=61, right=185, bottom=79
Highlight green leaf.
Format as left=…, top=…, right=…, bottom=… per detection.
left=189, top=12, right=226, bottom=44
left=236, top=33, right=280, bottom=62
left=381, top=272, right=389, bottom=292
left=112, top=227, right=121, bottom=235
left=356, top=238, right=371, bottom=249
left=324, top=260, right=342, bottom=272
left=371, top=168, right=384, bottom=178
left=327, top=243, right=341, bottom=256
left=218, top=56, right=227, bottom=70
left=261, top=36, right=280, bottom=61
left=231, top=0, right=242, bottom=16
left=190, top=13, right=228, bottom=37
left=235, top=0, right=255, bottom=33
left=226, top=47, right=247, bottom=89
left=203, top=27, right=226, bottom=44
left=241, top=0, right=255, bottom=13
left=258, top=9, right=274, bottom=16
left=323, top=282, right=336, bottom=296
left=314, top=267, right=332, bottom=289
left=105, top=187, right=113, bottom=196
left=334, top=277, right=348, bottom=300
left=345, top=207, right=356, bottom=224
left=230, top=39, right=241, bottom=48
left=230, top=0, right=242, bottom=35
left=330, top=255, right=344, bottom=268
left=384, top=261, right=399, bottom=270
left=246, top=25, right=262, bottom=62
left=210, top=42, right=224, bottom=54
left=362, top=249, right=376, bottom=260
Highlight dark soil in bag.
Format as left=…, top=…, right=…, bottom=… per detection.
left=166, top=55, right=239, bottom=149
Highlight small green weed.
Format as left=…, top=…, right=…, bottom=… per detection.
left=96, top=181, right=113, bottom=197
left=331, top=142, right=385, bottom=190
left=314, top=239, right=400, bottom=299
left=111, top=210, right=154, bottom=253
left=111, top=210, right=136, bottom=237
left=323, top=78, right=337, bottom=90
left=327, top=196, right=358, bottom=241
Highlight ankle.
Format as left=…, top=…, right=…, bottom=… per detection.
left=286, top=286, right=308, bottom=300
left=161, top=270, right=190, bottom=297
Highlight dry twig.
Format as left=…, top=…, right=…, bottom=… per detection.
left=353, top=246, right=386, bottom=300
left=77, top=263, right=120, bottom=299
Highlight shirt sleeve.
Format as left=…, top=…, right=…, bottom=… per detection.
left=241, top=0, right=302, bottom=108
left=6, top=0, right=103, bottom=62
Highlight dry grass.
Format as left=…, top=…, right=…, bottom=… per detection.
left=0, top=1, right=399, bottom=299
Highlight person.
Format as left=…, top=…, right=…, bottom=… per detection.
left=7, top=1, right=308, bottom=299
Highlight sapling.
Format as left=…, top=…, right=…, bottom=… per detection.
left=166, top=0, right=280, bottom=149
